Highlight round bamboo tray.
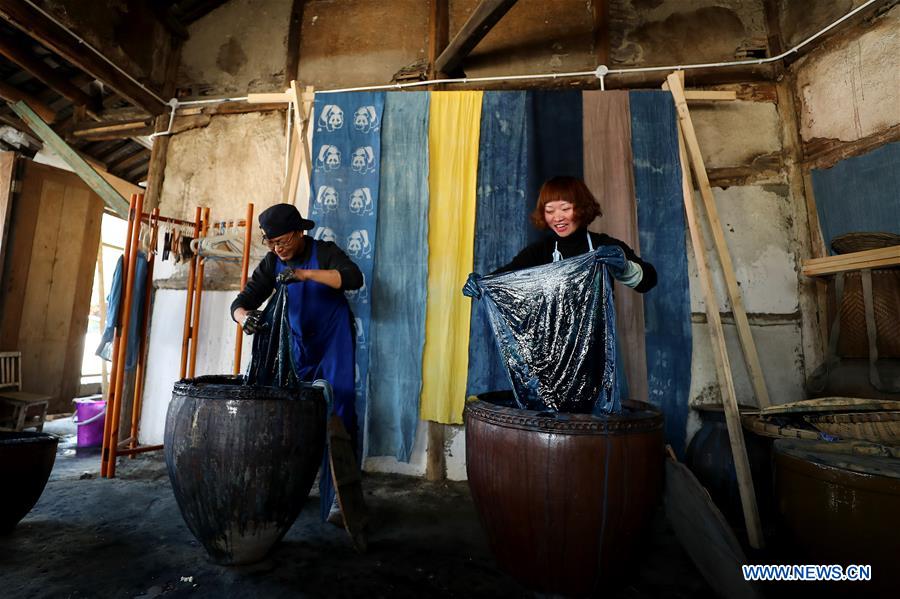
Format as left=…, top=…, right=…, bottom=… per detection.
left=831, top=231, right=900, bottom=254
left=805, top=411, right=900, bottom=445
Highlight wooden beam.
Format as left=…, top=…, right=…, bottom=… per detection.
left=591, top=0, right=610, bottom=67
left=0, top=0, right=166, bottom=114
left=667, top=73, right=772, bottom=411
left=0, top=81, right=56, bottom=123
left=108, top=148, right=149, bottom=174
left=9, top=100, right=128, bottom=217
left=428, top=0, right=449, bottom=78
left=70, top=118, right=154, bottom=141
left=285, top=0, right=306, bottom=88
left=425, top=422, right=446, bottom=481
left=434, top=0, right=518, bottom=76
left=676, top=121, right=764, bottom=550
left=0, top=35, right=99, bottom=112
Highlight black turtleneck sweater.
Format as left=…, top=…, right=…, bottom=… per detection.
left=492, top=229, right=657, bottom=293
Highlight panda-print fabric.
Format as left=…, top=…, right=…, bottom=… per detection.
left=311, top=91, right=385, bottom=438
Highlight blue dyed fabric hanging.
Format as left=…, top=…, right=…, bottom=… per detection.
left=309, top=91, right=384, bottom=440
left=96, top=252, right=148, bottom=371
left=465, top=247, right=625, bottom=415
left=629, top=91, right=693, bottom=457
left=811, top=142, right=900, bottom=252
left=367, top=92, right=430, bottom=461
left=467, top=92, right=532, bottom=397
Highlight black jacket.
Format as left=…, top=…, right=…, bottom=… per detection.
left=493, top=229, right=657, bottom=293
left=230, top=239, right=363, bottom=319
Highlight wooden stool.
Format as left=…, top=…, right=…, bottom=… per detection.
left=0, top=391, right=51, bottom=432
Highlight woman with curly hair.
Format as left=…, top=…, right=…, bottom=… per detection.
left=493, top=176, right=657, bottom=293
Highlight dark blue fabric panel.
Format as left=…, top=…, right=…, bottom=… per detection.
left=811, top=142, right=900, bottom=253
left=629, top=91, right=693, bottom=458
left=366, top=92, right=431, bottom=461
left=529, top=90, right=584, bottom=185
left=466, top=92, right=531, bottom=396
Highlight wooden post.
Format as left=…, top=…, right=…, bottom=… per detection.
left=234, top=203, right=254, bottom=375
left=188, top=208, right=210, bottom=378
left=677, top=127, right=764, bottom=549
left=667, top=73, right=771, bottom=410
left=96, top=242, right=109, bottom=397
left=107, top=193, right=143, bottom=479
left=129, top=208, right=159, bottom=456
left=101, top=194, right=136, bottom=477
left=179, top=207, right=202, bottom=379
left=284, top=82, right=314, bottom=205
left=425, top=421, right=446, bottom=481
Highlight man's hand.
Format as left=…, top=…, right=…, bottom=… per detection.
left=241, top=309, right=265, bottom=335
left=276, top=268, right=304, bottom=284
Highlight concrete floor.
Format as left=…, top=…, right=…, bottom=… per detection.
left=1, top=419, right=713, bottom=598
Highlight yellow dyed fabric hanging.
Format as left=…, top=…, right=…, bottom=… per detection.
left=420, top=91, right=483, bottom=424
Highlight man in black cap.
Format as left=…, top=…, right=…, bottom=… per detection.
left=231, top=203, right=362, bottom=524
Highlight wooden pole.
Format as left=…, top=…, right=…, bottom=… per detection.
left=129, top=208, right=159, bottom=456
left=96, top=242, right=109, bottom=397
left=188, top=207, right=210, bottom=378
left=234, top=203, right=254, bottom=375
left=101, top=194, right=136, bottom=478
left=107, top=193, right=144, bottom=479
left=666, top=73, right=771, bottom=410
left=179, top=207, right=202, bottom=379
left=677, top=125, right=764, bottom=549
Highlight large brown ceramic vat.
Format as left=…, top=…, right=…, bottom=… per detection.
left=165, top=375, right=326, bottom=565
left=465, top=394, right=664, bottom=597
left=774, top=439, right=900, bottom=589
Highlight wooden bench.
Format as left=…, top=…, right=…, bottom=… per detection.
left=0, top=351, right=52, bottom=432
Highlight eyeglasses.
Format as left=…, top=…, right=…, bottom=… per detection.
left=261, top=231, right=297, bottom=250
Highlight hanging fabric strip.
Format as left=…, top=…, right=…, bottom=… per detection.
left=582, top=90, right=648, bottom=404
left=420, top=91, right=483, bottom=425
left=529, top=90, right=584, bottom=183
left=309, top=90, right=385, bottom=444
left=95, top=252, right=148, bottom=371
left=466, top=91, right=532, bottom=397
left=367, top=92, right=431, bottom=461
left=629, top=91, right=693, bottom=457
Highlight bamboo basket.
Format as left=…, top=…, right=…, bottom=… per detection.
left=805, top=411, right=900, bottom=444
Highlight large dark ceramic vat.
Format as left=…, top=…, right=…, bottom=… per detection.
left=164, top=375, right=326, bottom=565
left=465, top=394, right=664, bottom=597
left=685, top=406, right=774, bottom=530
left=0, top=431, right=58, bottom=533
left=774, top=439, right=900, bottom=589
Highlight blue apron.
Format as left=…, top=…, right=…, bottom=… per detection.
left=274, top=241, right=358, bottom=441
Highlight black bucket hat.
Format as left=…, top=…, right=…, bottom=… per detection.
left=258, top=203, right=315, bottom=238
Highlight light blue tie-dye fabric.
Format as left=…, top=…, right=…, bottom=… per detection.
left=309, top=91, right=384, bottom=447
left=367, top=93, right=431, bottom=461
left=630, top=91, right=692, bottom=457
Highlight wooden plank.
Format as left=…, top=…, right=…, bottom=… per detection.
left=591, top=0, right=610, bottom=68
left=0, top=0, right=166, bottom=114
left=804, top=255, right=900, bottom=276
left=801, top=246, right=900, bottom=276
left=9, top=101, right=129, bottom=217
left=676, top=121, right=764, bottom=549
left=0, top=152, right=15, bottom=284
left=284, top=82, right=313, bottom=205
left=684, top=90, right=737, bottom=101
left=434, top=0, right=519, bottom=75
left=0, top=159, right=42, bottom=350
left=667, top=73, right=771, bottom=411
left=0, top=35, right=98, bottom=111
left=0, top=81, right=56, bottom=123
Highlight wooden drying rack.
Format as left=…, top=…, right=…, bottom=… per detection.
left=100, top=194, right=255, bottom=479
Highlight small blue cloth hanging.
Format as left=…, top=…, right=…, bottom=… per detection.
left=464, top=246, right=625, bottom=415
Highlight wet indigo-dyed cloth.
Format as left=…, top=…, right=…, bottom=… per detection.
left=465, top=247, right=625, bottom=415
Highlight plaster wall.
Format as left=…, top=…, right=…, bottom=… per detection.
left=177, top=0, right=294, bottom=95
left=157, top=112, right=288, bottom=223
left=792, top=5, right=900, bottom=144
left=691, top=100, right=782, bottom=170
